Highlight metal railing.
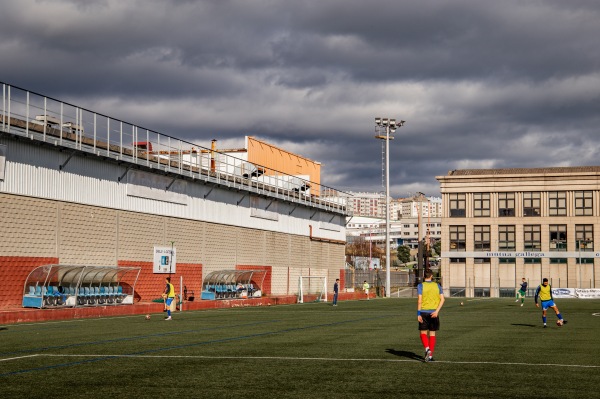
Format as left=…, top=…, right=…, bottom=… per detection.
left=1, top=82, right=349, bottom=215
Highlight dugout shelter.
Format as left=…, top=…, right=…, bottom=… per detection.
left=22, top=264, right=141, bottom=308
left=201, top=269, right=266, bottom=300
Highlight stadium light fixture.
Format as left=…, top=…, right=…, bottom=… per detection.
left=374, top=116, right=405, bottom=298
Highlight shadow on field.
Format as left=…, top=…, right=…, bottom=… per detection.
left=0, top=327, right=7, bottom=331
left=511, top=323, right=536, bottom=327
left=385, top=349, right=423, bottom=361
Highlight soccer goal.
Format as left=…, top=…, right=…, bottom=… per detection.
left=297, top=276, right=327, bottom=303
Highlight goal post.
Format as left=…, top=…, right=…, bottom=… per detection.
left=298, top=276, right=327, bottom=303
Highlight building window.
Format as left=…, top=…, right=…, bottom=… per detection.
left=524, top=258, right=542, bottom=264
left=575, top=191, right=593, bottom=216
left=449, top=226, right=466, bottom=251
left=498, top=192, right=515, bottom=217
left=524, top=225, right=541, bottom=251
left=523, top=192, right=541, bottom=217
left=575, top=225, right=594, bottom=251
left=473, top=193, right=490, bottom=217
left=548, top=191, right=567, bottom=216
left=549, top=225, right=567, bottom=251
left=449, top=193, right=466, bottom=217
left=550, top=258, right=567, bottom=264
left=498, top=225, right=515, bottom=251
left=474, top=225, right=491, bottom=251
left=498, top=258, right=516, bottom=263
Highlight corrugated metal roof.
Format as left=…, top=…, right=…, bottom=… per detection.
left=448, top=166, right=600, bottom=176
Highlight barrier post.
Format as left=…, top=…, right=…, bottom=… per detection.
left=180, top=275, right=183, bottom=312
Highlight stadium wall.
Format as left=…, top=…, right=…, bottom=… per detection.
left=0, top=135, right=346, bottom=307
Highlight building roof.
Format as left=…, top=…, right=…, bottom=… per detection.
left=447, top=166, right=600, bottom=176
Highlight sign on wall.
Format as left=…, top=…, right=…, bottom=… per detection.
left=153, top=246, right=177, bottom=274
left=355, top=256, right=381, bottom=270
left=127, top=169, right=188, bottom=205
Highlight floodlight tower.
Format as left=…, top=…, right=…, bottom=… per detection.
left=374, top=117, right=405, bottom=297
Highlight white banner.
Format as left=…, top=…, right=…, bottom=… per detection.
left=551, top=288, right=576, bottom=298
left=551, top=288, right=600, bottom=299
left=575, top=288, right=600, bottom=299
left=153, top=246, right=177, bottom=274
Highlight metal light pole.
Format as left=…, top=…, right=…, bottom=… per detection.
left=375, top=117, right=405, bottom=297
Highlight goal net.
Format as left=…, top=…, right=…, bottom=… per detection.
left=298, top=276, right=327, bottom=303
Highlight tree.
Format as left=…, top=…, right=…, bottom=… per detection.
left=397, top=245, right=411, bottom=264
left=432, top=239, right=441, bottom=257
left=345, top=237, right=383, bottom=258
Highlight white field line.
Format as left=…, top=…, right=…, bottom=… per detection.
left=38, top=354, right=600, bottom=368
left=0, top=354, right=40, bottom=362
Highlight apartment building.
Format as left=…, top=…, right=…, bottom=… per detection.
left=345, top=192, right=392, bottom=219
left=437, top=167, right=600, bottom=297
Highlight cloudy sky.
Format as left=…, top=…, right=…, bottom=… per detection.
left=2, top=0, right=599, bottom=197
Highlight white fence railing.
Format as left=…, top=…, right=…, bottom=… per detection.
left=1, top=82, right=349, bottom=214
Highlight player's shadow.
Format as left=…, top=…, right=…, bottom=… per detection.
left=511, top=323, right=536, bottom=327
left=385, top=349, right=423, bottom=361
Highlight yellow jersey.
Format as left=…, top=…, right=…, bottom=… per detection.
left=419, top=281, right=442, bottom=311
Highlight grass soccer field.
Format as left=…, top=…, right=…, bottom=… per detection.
left=1, top=298, right=600, bottom=399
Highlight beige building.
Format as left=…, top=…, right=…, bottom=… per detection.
left=437, top=167, right=600, bottom=297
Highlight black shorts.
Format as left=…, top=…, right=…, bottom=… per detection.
left=419, top=313, right=440, bottom=331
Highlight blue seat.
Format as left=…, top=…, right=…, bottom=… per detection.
left=83, top=287, right=93, bottom=304
left=109, top=286, right=117, bottom=303
left=43, top=286, right=56, bottom=306
left=116, top=285, right=125, bottom=303
left=78, top=287, right=86, bottom=305
left=92, top=287, right=100, bottom=304
left=29, top=286, right=35, bottom=295
left=51, top=286, right=65, bottom=305
left=98, top=286, right=106, bottom=304
left=227, top=284, right=235, bottom=297
left=35, top=285, right=42, bottom=296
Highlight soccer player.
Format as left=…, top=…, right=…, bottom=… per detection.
left=163, top=277, right=175, bottom=320
left=417, top=270, right=445, bottom=362
left=515, top=277, right=527, bottom=306
left=333, top=278, right=339, bottom=306
left=534, top=278, right=567, bottom=328
left=363, top=280, right=370, bottom=300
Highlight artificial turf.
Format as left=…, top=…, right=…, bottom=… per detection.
left=1, top=297, right=599, bottom=398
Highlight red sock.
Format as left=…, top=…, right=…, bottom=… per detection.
left=429, top=336, right=436, bottom=355
left=420, top=333, right=429, bottom=349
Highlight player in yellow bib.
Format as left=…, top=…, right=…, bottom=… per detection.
left=363, top=280, right=370, bottom=300
left=534, top=278, right=567, bottom=328
left=163, top=277, right=175, bottom=321
left=417, top=270, right=445, bottom=362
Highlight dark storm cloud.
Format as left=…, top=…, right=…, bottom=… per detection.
left=1, top=0, right=599, bottom=197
